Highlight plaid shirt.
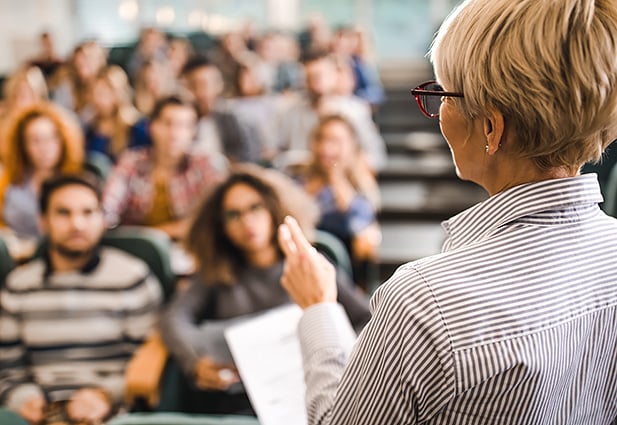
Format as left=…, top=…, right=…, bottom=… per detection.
left=103, top=147, right=223, bottom=226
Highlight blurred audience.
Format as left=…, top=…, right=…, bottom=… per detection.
left=127, top=27, right=168, bottom=82
left=168, top=36, right=194, bottom=80
left=298, top=14, right=332, bottom=57
left=133, top=59, right=177, bottom=116
left=277, top=50, right=386, bottom=172
left=181, top=55, right=255, bottom=163
left=331, top=26, right=384, bottom=109
left=0, top=66, right=48, bottom=131
left=288, top=114, right=381, bottom=286
left=208, top=32, right=257, bottom=98
left=159, top=164, right=371, bottom=415
left=0, top=102, right=83, bottom=238
left=52, top=41, right=107, bottom=123
left=228, top=62, right=282, bottom=162
left=28, top=32, right=63, bottom=84
left=103, top=96, right=223, bottom=240
left=0, top=173, right=162, bottom=424
left=85, top=65, right=146, bottom=163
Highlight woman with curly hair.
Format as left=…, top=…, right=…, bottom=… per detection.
left=0, top=102, right=83, bottom=237
left=159, top=164, right=370, bottom=415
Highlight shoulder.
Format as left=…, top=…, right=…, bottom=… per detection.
left=93, top=247, right=152, bottom=288
left=5, top=259, right=46, bottom=292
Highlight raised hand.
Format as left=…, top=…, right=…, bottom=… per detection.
left=278, top=216, right=337, bottom=309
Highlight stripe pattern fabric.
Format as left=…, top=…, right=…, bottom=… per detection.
left=298, top=174, right=617, bottom=424
left=0, top=247, right=162, bottom=411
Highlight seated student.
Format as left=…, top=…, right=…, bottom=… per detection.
left=102, top=96, right=224, bottom=241
left=0, top=65, right=48, bottom=130
left=84, top=65, right=148, bottom=163
left=276, top=50, right=386, bottom=172
left=159, top=164, right=371, bottom=415
left=228, top=62, right=283, bottom=163
left=288, top=114, right=381, bottom=285
left=0, top=102, right=83, bottom=239
left=181, top=55, right=256, bottom=163
left=0, top=173, right=162, bottom=425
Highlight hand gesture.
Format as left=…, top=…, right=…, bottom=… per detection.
left=278, top=216, right=338, bottom=309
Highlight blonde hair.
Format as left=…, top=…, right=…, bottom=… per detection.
left=2, top=102, right=84, bottom=184
left=431, top=0, right=617, bottom=171
left=3, top=66, right=48, bottom=105
left=92, top=65, right=140, bottom=156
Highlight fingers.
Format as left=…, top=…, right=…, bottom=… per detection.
left=278, top=223, right=297, bottom=258
left=284, top=216, right=315, bottom=256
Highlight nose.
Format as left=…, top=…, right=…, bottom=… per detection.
left=70, top=213, right=88, bottom=230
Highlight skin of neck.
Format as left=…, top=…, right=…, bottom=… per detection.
left=482, top=154, right=574, bottom=197
left=246, top=243, right=279, bottom=269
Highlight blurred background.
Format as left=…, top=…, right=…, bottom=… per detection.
left=0, top=0, right=492, bottom=286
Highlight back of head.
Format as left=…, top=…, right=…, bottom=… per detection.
left=431, top=0, right=617, bottom=171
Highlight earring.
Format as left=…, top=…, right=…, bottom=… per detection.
left=485, top=144, right=489, bottom=153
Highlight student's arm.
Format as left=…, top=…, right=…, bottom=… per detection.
left=159, top=278, right=212, bottom=376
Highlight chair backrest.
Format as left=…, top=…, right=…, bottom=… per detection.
left=34, top=226, right=176, bottom=301
left=101, top=226, right=176, bottom=301
left=0, top=408, right=28, bottom=425
left=604, top=162, right=617, bottom=217
left=0, top=237, right=16, bottom=289
left=313, top=229, right=353, bottom=278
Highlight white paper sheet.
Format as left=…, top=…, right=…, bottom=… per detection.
left=225, top=304, right=307, bottom=425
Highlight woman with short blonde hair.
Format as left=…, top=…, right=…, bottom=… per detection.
left=276, top=0, right=617, bottom=423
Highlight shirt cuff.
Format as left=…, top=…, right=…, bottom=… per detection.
left=298, top=303, right=357, bottom=361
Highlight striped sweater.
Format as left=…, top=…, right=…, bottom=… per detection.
left=0, top=247, right=162, bottom=411
left=299, top=174, right=617, bottom=424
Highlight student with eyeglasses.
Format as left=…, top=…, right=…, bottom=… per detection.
left=277, top=0, right=617, bottom=423
left=159, top=164, right=370, bottom=416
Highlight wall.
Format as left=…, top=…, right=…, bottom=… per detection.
left=0, top=0, right=75, bottom=74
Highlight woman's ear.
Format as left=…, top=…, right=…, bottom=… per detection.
left=483, top=109, right=505, bottom=155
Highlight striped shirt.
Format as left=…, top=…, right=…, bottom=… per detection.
left=299, top=174, right=617, bottom=424
left=0, top=247, right=162, bottom=411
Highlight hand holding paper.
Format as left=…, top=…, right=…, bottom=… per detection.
left=278, top=216, right=337, bottom=309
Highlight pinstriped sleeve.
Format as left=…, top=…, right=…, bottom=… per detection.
left=298, top=266, right=455, bottom=424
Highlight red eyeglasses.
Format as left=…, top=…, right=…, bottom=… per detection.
left=410, top=80, right=464, bottom=118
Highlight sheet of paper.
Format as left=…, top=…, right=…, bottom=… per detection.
left=225, top=304, right=307, bottom=425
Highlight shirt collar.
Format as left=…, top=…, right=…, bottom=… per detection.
left=43, top=246, right=102, bottom=278
left=441, top=174, right=604, bottom=251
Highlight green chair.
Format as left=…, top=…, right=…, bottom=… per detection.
left=85, top=151, right=115, bottom=181
left=0, top=408, right=28, bottom=425
left=313, top=229, right=353, bottom=278
left=101, top=226, right=176, bottom=301
left=603, top=162, right=617, bottom=217
left=0, top=237, right=16, bottom=288
left=108, top=412, right=260, bottom=425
